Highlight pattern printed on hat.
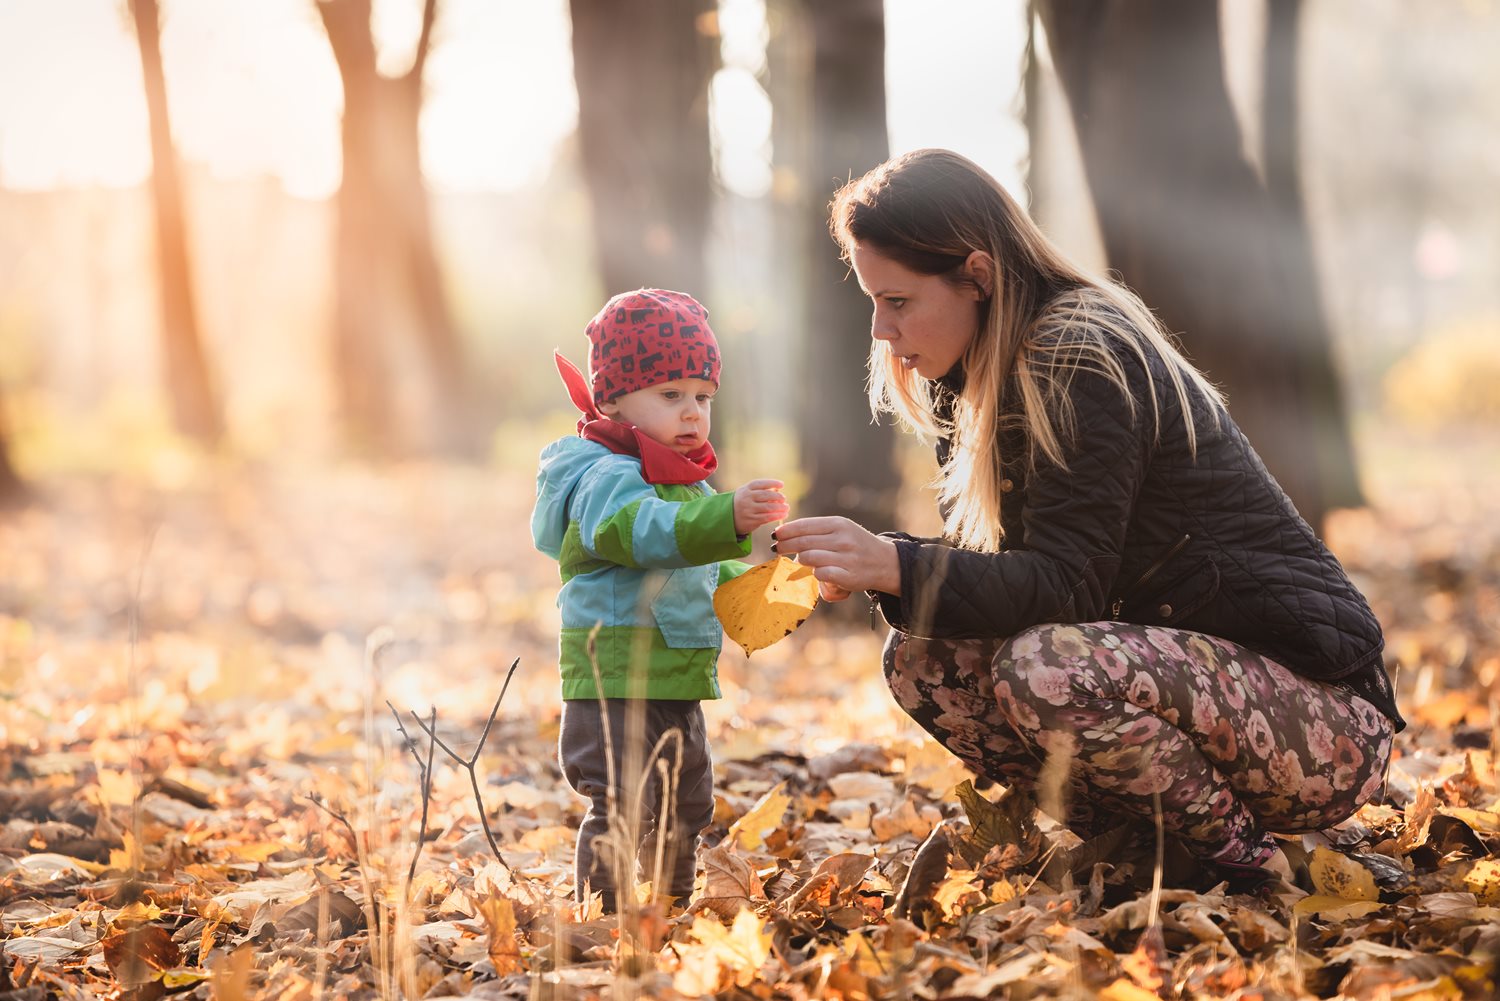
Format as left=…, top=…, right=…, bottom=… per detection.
left=586, top=289, right=721, bottom=405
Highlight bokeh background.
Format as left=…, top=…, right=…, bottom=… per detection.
left=1, top=0, right=1497, bottom=730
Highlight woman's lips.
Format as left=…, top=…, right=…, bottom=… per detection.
left=899, top=354, right=918, bottom=370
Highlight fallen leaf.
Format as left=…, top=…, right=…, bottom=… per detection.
left=1308, top=847, right=1379, bottom=901
left=477, top=895, right=522, bottom=976
left=685, top=909, right=771, bottom=987
left=1292, top=894, right=1385, bottom=920
left=726, top=781, right=790, bottom=852
left=103, top=924, right=181, bottom=986
left=209, top=946, right=254, bottom=1001
left=696, top=844, right=766, bottom=919
left=713, top=557, right=818, bottom=656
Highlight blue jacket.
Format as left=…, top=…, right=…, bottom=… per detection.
left=531, top=436, right=751, bottom=700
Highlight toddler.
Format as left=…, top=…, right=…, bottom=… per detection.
left=531, top=288, right=787, bottom=910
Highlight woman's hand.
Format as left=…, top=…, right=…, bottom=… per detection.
left=733, top=479, right=789, bottom=536
left=773, top=516, right=901, bottom=597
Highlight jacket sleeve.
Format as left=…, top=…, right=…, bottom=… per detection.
left=879, top=362, right=1149, bottom=638
left=571, top=459, right=752, bottom=569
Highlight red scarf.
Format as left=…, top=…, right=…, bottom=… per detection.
left=554, top=352, right=718, bottom=485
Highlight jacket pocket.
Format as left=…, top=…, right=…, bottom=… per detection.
left=650, top=566, right=722, bottom=648
left=1112, top=535, right=1221, bottom=626
left=1117, top=554, right=1221, bottom=626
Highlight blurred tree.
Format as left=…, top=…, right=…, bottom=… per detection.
left=776, top=0, right=898, bottom=531
left=317, top=0, right=471, bottom=456
left=0, top=401, right=24, bottom=506
left=1038, top=0, right=1362, bottom=532
left=128, top=0, right=224, bottom=447
left=569, top=0, right=718, bottom=295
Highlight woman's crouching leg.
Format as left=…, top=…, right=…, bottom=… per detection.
left=991, top=622, right=1396, bottom=867
left=881, top=628, right=1091, bottom=814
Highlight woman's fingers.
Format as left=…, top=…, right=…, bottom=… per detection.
left=818, top=580, right=853, bottom=602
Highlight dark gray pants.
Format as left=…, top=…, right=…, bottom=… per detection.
left=559, top=699, right=715, bottom=902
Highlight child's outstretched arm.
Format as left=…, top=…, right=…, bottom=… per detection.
left=572, top=461, right=782, bottom=570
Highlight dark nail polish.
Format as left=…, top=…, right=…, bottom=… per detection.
left=770, top=542, right=778, bottom=553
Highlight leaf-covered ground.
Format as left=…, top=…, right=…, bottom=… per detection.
left=2, top=452, right=1499, bottom=1000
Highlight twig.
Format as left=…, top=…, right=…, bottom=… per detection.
left=303, top=794, right=361, bottom=851
left=410, top=658, right=520, bottom=873
left=389, top=703, right=437, bottom=883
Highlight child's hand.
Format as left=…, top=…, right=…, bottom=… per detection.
left=733, top=479, right=789, bottom=536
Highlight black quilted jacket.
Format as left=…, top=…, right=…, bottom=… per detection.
left=874, top=333, right=1405, bottom=730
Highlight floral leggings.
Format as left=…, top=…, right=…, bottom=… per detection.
left=884, top=622, right=1396, bottom=867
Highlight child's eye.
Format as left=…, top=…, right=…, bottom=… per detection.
left=697, top=394, right=713, bottom=403
left=661, top=391, right=680, bottom=400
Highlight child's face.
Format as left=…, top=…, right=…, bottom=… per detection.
left=599, top=377, right=717, bottom=454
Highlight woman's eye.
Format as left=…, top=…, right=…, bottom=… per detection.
left=887, top=297, right=907, bottom=309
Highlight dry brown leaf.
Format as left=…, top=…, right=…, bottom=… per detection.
left=210, top=945, right=254, bottom=1001
left=696, top=843, right=766, bottom=919
left=102, top=924, right=181, bottom=986
left=713, top=557, right=818, bottom=656
left=477, top=895, right=522, bottom=977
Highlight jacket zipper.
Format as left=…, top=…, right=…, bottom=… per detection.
left=1111, top=533, right=1192, bottom=620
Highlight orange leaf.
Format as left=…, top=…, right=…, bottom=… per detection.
left=478, top=896, right=522, bottom=977
left=713, top=557, right=818, bottom=656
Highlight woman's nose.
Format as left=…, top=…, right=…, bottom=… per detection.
left=871, top=310, right=896, bottom=341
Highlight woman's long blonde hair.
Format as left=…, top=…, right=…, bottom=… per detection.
left=831, top=148, right=1225, bottom=552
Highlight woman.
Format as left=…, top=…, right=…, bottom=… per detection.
left=774, top=149, right=1403, bottom=889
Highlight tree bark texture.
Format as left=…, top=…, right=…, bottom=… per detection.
left=569, top=0, right=718, bottom=297
left=1039, top=0, right=1361, bottom=531
left=129, top=0, right=224, bottom=447
left=796, top=0, right=898, bottom=532
left=318, top=0, right=470, bottom=456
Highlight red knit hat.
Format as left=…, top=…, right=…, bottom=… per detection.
left=585, top=289, right=721, bottom=405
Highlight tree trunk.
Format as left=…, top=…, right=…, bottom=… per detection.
left=1038, top=0, right=1359, bottom=532
left=0, top=396, right=25, bottom=508
left=128, top=0, right=224, bottom=447
left=318, top=0, right=471, bottom=456
left=1262, top=0, right=1363, bottom=512
left=569, top=0, right=718, bottom=296
left=796, top=0, right=898, bottom=531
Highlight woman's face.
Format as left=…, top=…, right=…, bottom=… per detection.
left=850, top=242, right=989, bottom=381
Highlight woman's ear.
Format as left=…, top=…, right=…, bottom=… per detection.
left=963, top=250, right=995, bottom=300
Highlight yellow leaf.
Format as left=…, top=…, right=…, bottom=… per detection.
left=931, top=870, right=983, bottom=920
left=1308, top=847, right=1379, bottom=902
left=110, top=831, right=140, bottom=871
left=726, top=781, right=790, bottom=852
left=112, top=901, right=164, bottom=926
left=1464, top=859, right=1500, bottom=905
left=713, top=557, right=818, bottom=656
left=477, top=896, right=522, bottom=977
left=686, top=909, right=772, bottom=987
left=989, top=878, right=1017, bottom=904
left=1292, top=894, right=1384, bottom=920
left=1099, top=979, right=1165, bottom=1001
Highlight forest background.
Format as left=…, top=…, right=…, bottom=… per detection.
left=1, top=1, right=1499, bottom=998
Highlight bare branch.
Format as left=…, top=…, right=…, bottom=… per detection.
left=405, top=663, right=522, bottom=874
left=389, top=702, right=438, bottom=884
